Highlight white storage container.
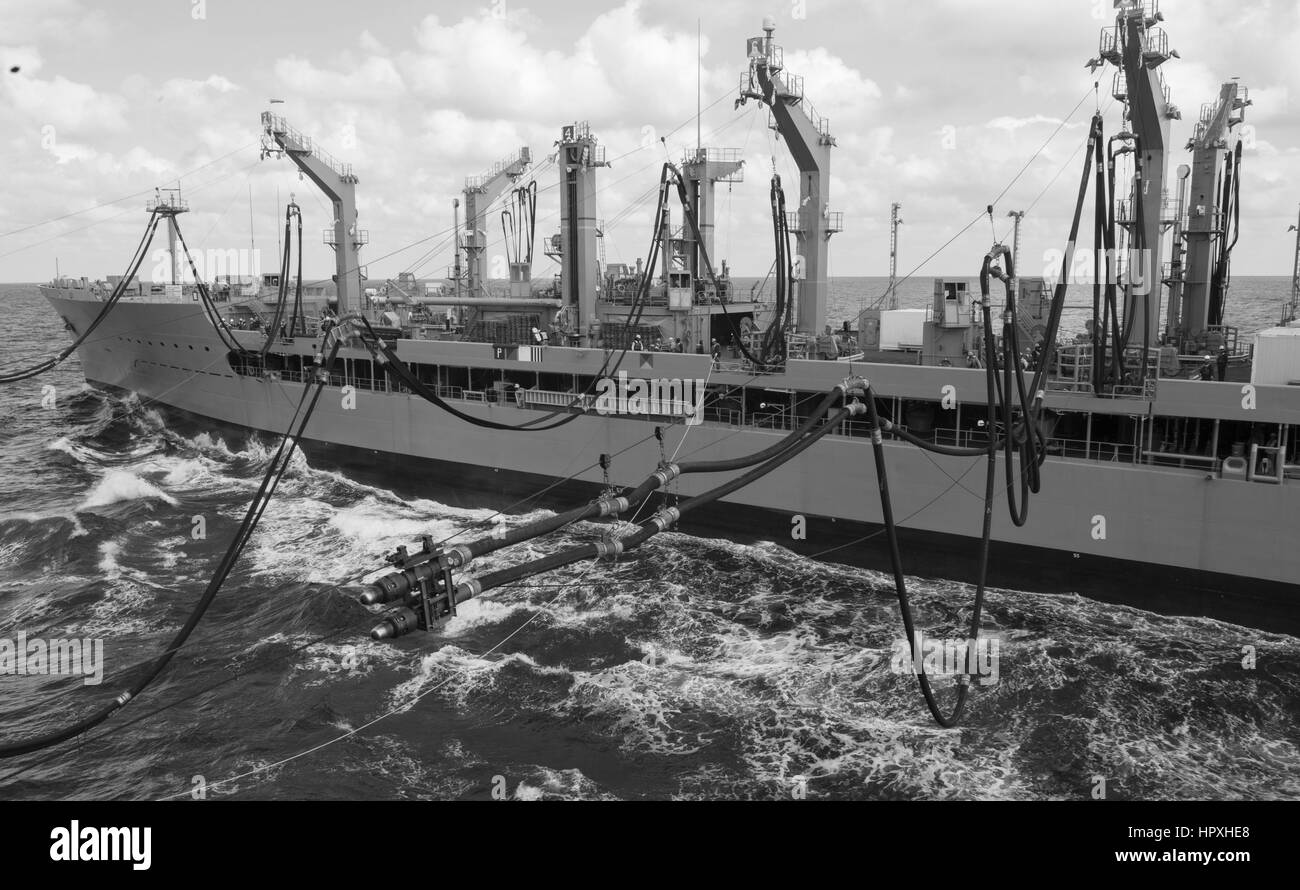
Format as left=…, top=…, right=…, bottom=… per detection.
left=1252, top=327, right=1300, bottom=386
left=878, top=309, right=927, bottom=351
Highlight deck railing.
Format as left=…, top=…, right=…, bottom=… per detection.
left=247, top=364, right=1291, bottom=479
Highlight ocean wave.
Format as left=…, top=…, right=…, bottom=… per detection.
left=78, top=469, right=179, bottom=511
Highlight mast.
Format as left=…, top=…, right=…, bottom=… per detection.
left=248, top=184, right=255, bottom=271
left=1286, top=206, right=1300, bottom=326
left=737, top=17, right=841, bottom=335
left=453, top=198, right=462, bottom=304
left=887, top=203, right=903, bottom=310
left=697, top=19, right=702, bottom=156
left=147, top=187, right=189, bottom=286
left=260, top=111, right=366, bottom=314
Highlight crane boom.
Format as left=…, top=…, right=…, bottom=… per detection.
left=738, top=17, right=840, bottom=336
left=463, top=148, right=531, bottom=300
left=1100, top=0, right=1180, bottom=351
left=260, top=112, right=365, bottom=314
left=1179, top=81, right=1249, bottom=342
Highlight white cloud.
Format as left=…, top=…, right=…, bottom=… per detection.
left=1, top=71, right=129, bottom=132
left=275, top=54, right=405, bottom=99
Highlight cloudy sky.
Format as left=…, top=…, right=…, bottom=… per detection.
left=2, top=0, right=1297, bottom=290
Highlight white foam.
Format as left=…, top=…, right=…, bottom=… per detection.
left=98, top=540, right=122, bottom=577
left=78, top=469, right=179, bottom=510
left=46, top=436, right=96, bottom=463
left=0, top=509, right=88, bottom=538
left=439, top=597, right=533, bottom=636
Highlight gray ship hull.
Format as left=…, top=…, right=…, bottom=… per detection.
left=45, top=292, right=1300, bottom=633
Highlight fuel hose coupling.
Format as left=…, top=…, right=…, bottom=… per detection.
left=442, top=544, right=474, bottom=568
left=596, top=496, right=629, bottom=517
left=370, top=606, right=421, bottom=640
left=650, top=506, right=681, bottom=533
left=653, top=463, right=681, bottom=488
left=846, top=399, right=867, bottom=418
left=455, top=578, right=483, bottom=600
left=841, top=377, right=868, bottom=400
left=361, top=563, right=438, bottom=605
left=594, top=539, right=624, bottom=560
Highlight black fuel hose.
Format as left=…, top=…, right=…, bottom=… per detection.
left=452, top=405, right=855, bottom=599
left=865, top=363, right=997, bottom=727
left=998, top=256, right=1040, bottom=524
left=442, top=386, right=848, bottom=564
left=290, top=204, right=305, bottom=337
left=1029, top=113, right=1100, bottom=406
left=677, top=386, right=844, bottom=473
left=262, top=203, right=295, bottom=361
left=171, top=217, right=250, bottom=356
left=879, top=420, right=995, bottom=458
